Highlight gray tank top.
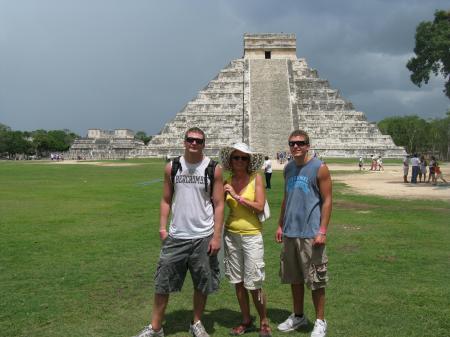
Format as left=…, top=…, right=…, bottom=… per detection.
left=283, top=157, right=322, bottom=238
left=169, top=156, right=214, bottom=239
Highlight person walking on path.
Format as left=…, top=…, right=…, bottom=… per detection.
left=275, top=130, right=332, bottom=337
left=403, top=155, right=410, bottom=183
left=410, top=154, right=420, bottom=184
left=428, top=156, right=436, bottom=183
left=377, top=157, right=384, bottom=171
left=433, top=163, right=448, bottom=185
left=370, top=155, right=377, bottom=171
left=220, top=143, right=272, bottom=337
left=263, top=156, right=273, bottom=189
left=419, top=155, right=427, bottom=182
left=358, top=156, right=364, bottom=171
left=133, top=127, right=224, bottom=337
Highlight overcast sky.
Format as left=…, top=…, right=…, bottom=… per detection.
left=0, top=0, right=449, bottom=136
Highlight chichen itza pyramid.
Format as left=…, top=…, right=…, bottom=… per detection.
left=68, top=33, right=405, bottom=160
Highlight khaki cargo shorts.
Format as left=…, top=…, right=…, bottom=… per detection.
left=279, top=237, right=328, bottom=290
left=224, top=231, right=265, bottom=290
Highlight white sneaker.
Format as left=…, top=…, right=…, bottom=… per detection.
left=189, top=320, right=210, bottom=337
left=277, top=313, right=308, bottom=332
left=132, top=324, right=164, bottom=337
left=311, top=319, right=327, bottom=337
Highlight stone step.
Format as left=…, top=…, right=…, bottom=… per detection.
left=196, top=92, right=243, bottom=100
left=294, top=79, right=330, bottom=88
left=249, top=59, right=293, bottom=157
left=296, top=102, right=354, bottom=111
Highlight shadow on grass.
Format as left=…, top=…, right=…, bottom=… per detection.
left=163, top=307, right=313, bottom=335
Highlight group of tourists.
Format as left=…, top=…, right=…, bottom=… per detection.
left=366, top=155, right=384, bottom=171
left=133, top=127, right=333, bottom=337
left=358, top=155, right=384, bottom=171
left=276, top=151, right=294, bottom=164
left=403, top=154, right=447, bottom=185
left=50, top=153, right=64, bottom=161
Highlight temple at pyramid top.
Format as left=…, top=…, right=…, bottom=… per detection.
left=244, top=33, right=297, bottom=60
left=68, top=33, right=406, bottom=160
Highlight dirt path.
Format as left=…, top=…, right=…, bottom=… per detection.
left=272, top=161, right=450, bottom=201
left=50, top=159, right=449, bottom=201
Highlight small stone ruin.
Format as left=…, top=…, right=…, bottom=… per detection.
left=67, top=129, right=146, bottom=160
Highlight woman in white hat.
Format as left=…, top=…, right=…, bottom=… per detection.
left=219, top=143, right=272, bottom=337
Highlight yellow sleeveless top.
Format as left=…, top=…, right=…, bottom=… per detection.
left=225, top=173, right=262, bottom=235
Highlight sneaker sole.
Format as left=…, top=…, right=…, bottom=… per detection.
left=277, top=323, right=307, bottom=332
left=277, top=326, right=300, bottom=332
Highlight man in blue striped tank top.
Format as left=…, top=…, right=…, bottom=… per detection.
left=275, top=130, right=332, bottom=337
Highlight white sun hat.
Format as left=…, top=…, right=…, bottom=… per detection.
left=219, top=142, right=264, bottom=173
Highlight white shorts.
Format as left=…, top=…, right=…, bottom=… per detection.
left=403, top=167, right=409, bottom=176
left=223, top=231, right=265, bottom=290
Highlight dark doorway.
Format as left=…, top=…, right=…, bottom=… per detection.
left=265, top=51, right=271, bottom=59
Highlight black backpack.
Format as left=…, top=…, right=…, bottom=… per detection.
left=170, top=156, right=218, bottom=198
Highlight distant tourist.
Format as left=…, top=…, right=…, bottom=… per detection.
left=358, top=156, right=364, bottom=170
left=419, top=155, right=427, bottom=182
left=433, top=162, right=447, bottom=185
left=133, top=127, right=224, bottom=337
left=403, top=155, right=410, bottom=183
left=370, top=155, right=377, bottom=171
left=278, top=151, right=284, bottom=164
left=427, top=156, right=436, bottom=183
left=263, top=156, right=273, bottom=189
left=220, top=143, right=272, bottom=337
left=410, top=154, right=420, bottom=184
left=377, top=157, right=384, bottom=171
left=275, top=130, right=332, bottom=337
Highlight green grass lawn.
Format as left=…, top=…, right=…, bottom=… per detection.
left=1, top=159, right=449, bottom=337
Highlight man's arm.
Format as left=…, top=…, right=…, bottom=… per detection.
left=159, top=163, right=173, bottom=241
left=208, top=165, right=224, bottom=255
left=314, top=164, right=332, bottom=245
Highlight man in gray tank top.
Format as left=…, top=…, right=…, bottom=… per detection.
left=275, top=130, right=332, bottom=337
left=133, top=127, right=224, bottom=337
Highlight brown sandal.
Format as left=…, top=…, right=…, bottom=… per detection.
left=259, top=323, right=272, bottom=337
left=229, top=320, right=254, bottom=336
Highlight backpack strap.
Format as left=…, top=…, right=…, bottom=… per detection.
left=204, top=159, right=218, bottom=198
left=170, top=156, right=182, bottom=194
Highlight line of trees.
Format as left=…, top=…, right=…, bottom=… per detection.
left=0, top=123, right=79, bottom=159
left=377, top=112, right=450, bottom=160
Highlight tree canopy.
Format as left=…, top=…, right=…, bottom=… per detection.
left=134, top=131, right=152, bottom=145
left=0, top=124, right=80, bottom=158
left=378, top=112, right=450, bottom=159
left=406, top=10, right=450, bottom=99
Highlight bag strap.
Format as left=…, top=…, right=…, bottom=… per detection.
left=170, top=156, right=182, bottom=194
left=204, top=159, right=218, bottom=198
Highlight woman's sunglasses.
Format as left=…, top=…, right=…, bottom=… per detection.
left=231, top=156, right=249, bottom=161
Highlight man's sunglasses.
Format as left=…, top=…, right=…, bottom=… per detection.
left=185, top=137, right=204, bottom=144
left=231, top=156, right=250, bottom=161
left=289, top=140, right=309, bottom=147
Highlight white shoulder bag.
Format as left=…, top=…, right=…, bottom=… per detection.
left=254, top=176, right=270, bottom=222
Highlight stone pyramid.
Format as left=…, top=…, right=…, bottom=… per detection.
left=145, top=33, right=406, bottom=158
